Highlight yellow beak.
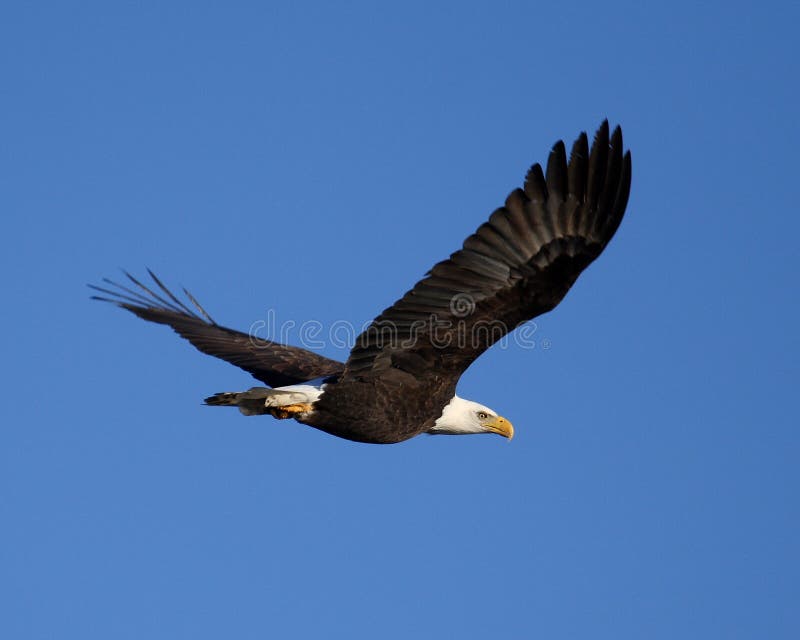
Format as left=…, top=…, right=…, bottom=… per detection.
left=484, top=415, right=514, bottom=440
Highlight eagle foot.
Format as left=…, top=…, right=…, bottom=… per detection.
left=269, top=403, right=313, bottom=420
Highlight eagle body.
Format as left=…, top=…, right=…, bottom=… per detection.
left=92, top=121, right=632, bottom=445
left=302, top=372, right=458, bottom=444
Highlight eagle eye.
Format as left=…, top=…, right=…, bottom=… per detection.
left=477, top=411, right=488, bottom=420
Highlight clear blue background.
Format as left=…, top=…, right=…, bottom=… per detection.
left=2, top=1, right=798, bottom=638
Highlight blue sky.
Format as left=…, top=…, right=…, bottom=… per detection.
left=2, top=1, right=798, bottom=638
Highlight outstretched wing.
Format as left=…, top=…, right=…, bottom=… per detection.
left=91, top=270, right=344, bottom=387
left=342, top=121, right=631, bottom=382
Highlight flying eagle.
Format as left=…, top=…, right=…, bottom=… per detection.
left=92, top=121, right=631, bottom=444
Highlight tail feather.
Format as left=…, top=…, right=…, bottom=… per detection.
left=204, top=387, right=276, bottom=416
left=204, top=385, right=322, bottom=417
left=203, top=391, right=246, bottom=406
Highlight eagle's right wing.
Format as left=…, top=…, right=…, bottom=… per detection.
left=341, top=121, right=631, bottom=382
left=91, top=271, right=344, bottom=388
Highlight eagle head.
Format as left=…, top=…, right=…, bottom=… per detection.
left=428, top=395, right=514, bottom=440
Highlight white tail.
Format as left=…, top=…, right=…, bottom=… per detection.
left=204, top=384, right=323, bottom=417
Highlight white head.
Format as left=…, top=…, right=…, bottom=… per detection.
left=428, top=395, right=514, bottom=439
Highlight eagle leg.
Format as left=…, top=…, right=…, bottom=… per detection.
left=269, top=403, right=314, bottom=420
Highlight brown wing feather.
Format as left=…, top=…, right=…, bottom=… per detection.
left=90, top=271, right=343, bottom=387
left=342, top=121, right=631, bottom=382
left=308, top=122, right=631, bottom=444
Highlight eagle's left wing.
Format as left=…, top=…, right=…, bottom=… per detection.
left=91, top=271, right=344, bottom=388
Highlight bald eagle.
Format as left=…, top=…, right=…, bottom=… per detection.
left=92, top=121, right=631, bottom=444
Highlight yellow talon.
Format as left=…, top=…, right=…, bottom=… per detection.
left=269, top=403, right=313, bottom=419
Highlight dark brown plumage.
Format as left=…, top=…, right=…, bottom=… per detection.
left=90, top=270, right=343, bottom=388
left=93, top=121, right=632, bottom=444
